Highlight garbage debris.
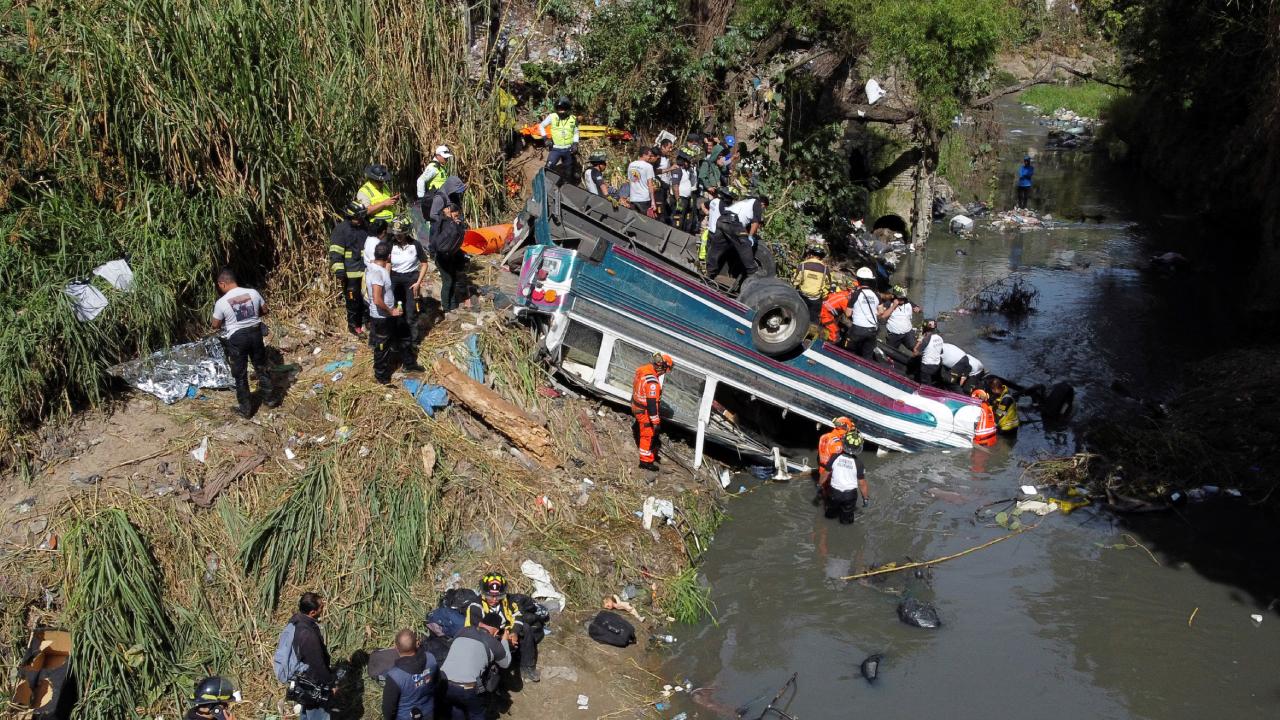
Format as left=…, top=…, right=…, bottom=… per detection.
left=641, top=496, right=675, bottom=529
left=63, top=281, right=109, bottom=322
left=860, top=653, right=882, bottom=683
left=865, top=78, right=885, bottom=104
left=897, top=598, right=941, bottom=628
left=966, top=275, right=1039, bottom=316
left=403, top=378, right=449, bottom=417
left=93, top=258, right=135, bottom=291
left=1015, top=499, right=1057, bottom=516
left=464, top=334, right=486, bottom=382
left=108, top=336, right=234, bottom=403
left=1250, top=614, right=1263, bottom=624
left=949, top=214, right=975, bottom=236
left=991, top=209, right=1050, bottom=231
left=190, top=436, right=209, bottom=464
left=576, top=694, right=589, bottom=710
left=520, top=559, right=567, bottom=612
left=322, top=359, right=353, bottom=373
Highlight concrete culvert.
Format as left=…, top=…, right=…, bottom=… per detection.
left=872, top=214, right=909, bottom=236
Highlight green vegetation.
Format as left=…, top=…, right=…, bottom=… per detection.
left=1020, top=82, right=1124, bottom=119
left=0, top=0, right=511, bottom=438
left=665, top=566, right=716, bottom=625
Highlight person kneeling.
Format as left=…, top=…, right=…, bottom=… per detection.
left=822, top=431, right=869, bottom=524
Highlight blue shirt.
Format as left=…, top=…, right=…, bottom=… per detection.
left=1017, top=164, right=1034, bottom=188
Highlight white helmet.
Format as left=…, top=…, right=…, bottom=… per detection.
left=855, top=267, right=875, bottom=281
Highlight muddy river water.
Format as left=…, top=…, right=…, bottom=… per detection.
left=661, top=102, right=1279, bottom=718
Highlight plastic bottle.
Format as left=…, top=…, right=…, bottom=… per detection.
left=656, top=634, right=676, bottom=643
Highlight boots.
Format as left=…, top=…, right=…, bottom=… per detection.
left=233, top=378, right=254, bottom=418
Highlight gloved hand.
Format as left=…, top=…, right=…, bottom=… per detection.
left=861, top=495, right=871, bottom=508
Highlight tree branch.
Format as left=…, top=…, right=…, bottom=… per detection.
left=830, top=98, right=918, bottom=124
left=968, top=62, right=1133, bottom=108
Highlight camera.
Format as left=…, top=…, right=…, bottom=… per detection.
left=285, top=667, right=346, bottom=708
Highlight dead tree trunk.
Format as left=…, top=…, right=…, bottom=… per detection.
left=432, top=358, right=558, bottom=468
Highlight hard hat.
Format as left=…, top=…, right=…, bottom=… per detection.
left=390, top=214, right=412, bottom=237
left=855, top=267, right=875, bottom=281
left=191, top=676, right=239, bottom=707
left=555, top=95, right=571, bottom=110
left=364, top=163, right=391, bottom=182
left=341, top=201, right=367, bottom=220
left=724, top=134, right=736, bottom=148
left=892, top=284, right=908, bottom=299
left=652, top=352, right=674, bottom=371
left=841, top=431, right=864, bottom=454
left=435, top=145, right=454, bottom=159
left=971, top=389, right=990, bottom=402
left=482, top=572, right=507, bottom=596
left=806, top=244, right=827, bottom=258
left=832, top=416, right=855, bottom=430
left=588, top=152, right=607, bottom=165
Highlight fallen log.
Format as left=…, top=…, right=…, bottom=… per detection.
left=431, top=358, right=558, bottom=468
left=190, top=453, right=266, bottom=508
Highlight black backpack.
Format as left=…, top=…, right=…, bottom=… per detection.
left=588, top=611, right=636, bottom=648
left=441, top=588, right=479, bottom=614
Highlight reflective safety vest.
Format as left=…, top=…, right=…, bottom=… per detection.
left=631, top=364, right=662, bottom=421
left=974, top=401, right=997, bottom=446
left=816, top=428, right=845, bottom=482
left=424, top=161, right=446, bottom=192
left=356, top=181, right=394, bottom=221
left=993, top=389, right=1021, bottom=432
left=819, top=289, right=852, bottom=339
left=548, top=113, right=578, bottom=149
left=793, top=258, right=830, bottom=300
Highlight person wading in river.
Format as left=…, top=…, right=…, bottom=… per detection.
left=816, top=417, right=855, bottom=486
left=821, top=430, right=869, bottom=524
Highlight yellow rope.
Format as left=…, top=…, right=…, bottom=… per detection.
left=841, top=525, right=1034, bottom=581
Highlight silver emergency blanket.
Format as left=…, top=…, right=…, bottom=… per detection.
left=108, top=336, right=233, bottom=403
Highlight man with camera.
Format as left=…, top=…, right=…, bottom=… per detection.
left=274, top=592, right=337, bottom=719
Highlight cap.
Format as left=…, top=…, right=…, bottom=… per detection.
left=855, top=267, right=875, bottom=281
left=588, top=152, right=607, bottom=165
left=435, top=145, right=454, bottom=159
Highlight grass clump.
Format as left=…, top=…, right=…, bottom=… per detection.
left=239, top=459, right=338, bottom=611
left=665, top=566, right=715, bottom=625
left=1020, top=81, right=1125, bottom=119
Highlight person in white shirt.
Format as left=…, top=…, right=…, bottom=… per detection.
left=415, top=145, right=454, bottom=201
left=655, top=139, right=676, bottom=222
left=387, top=217, right=428, bottom=372
left=210, top=269, right=277, bottom=418
left=673, top=154, right=695, bottom=231
left=846, top=267, right=880, bottom=360
left=707, top=194, right=767, bottom=283
left=821, top=430, right=869, bottom=524
left=364, top=242, right=403, bottom=385
left=362, top=223, right=386, bottom=268
left=940, top=342, right=985, bottom=390
left=627, top=147, right=659, bottom=217
left=878, top=284, right=921, bottom=353
left=914, top=319, right=944, bottom=385
left=583, top=154, right=611, bottom=196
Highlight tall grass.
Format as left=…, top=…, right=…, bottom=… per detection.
left=1019, top=81, right=1124, bottom=119
left=0, top=0, right=513, bottom=437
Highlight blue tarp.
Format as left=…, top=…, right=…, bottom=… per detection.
left=403, top=378, right=448, bottom=417
left=465, top=334, right=486, bottom=382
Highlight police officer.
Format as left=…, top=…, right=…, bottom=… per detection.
left=211, top=269, right=277, bottom=418
left=186, top=676, right=240, bottom=720
left=792, top=244, right=831, bottom=322
left=380, top=629, right=437, bottom=720
left=822, top=430, right=869, bottom=524
left=415, top=145, right=453, bottom=203
left=463, top=573, right=544, bottom=683
left=847, top=267, right=880, bottom=359
left=538, top=96, right=579, bottom=178
left=356, top=164, right=400, bottom=229
left=330, top=202, right=368, bottom=336
left=584, top=153, right=611, bottom=196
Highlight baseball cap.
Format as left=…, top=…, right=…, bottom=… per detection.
left=435, top=145, right=454, bottom=159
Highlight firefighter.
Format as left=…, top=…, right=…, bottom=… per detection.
left=822, top=430, right=870, bottom=524
left=792, top=244, right=831, bottom=323
left=971, top=389, right=998, bottom=446
left=988, top=378, right=1021, bottom=434
left=356, top=163, right=399, bottom=228
left=331, top=202, right=369, bottom=336
left=816, top=416, right=855, bottom=485
left=463, top=573, right=544, bottom=683
left=631, top=352, right=674, bottom=471
left=818, top=282, right=854, bottom=344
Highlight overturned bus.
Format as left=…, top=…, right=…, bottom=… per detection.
left=508, top=171, right=984, bottom=467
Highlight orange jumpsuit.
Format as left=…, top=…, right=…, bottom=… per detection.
left=974, top=400, right=997, bottom=446
left=817, top=430, right=844, bottom=485
left=631, top=363, right=663, bottom=465
left=819, top=289, right=852, bottom=342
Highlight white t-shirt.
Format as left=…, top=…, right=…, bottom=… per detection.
left=364, top=263, right=395, bottom=319
left=362, top=235, right=381, bottom=267
left=678, top=167, right=694, bottom=198
left=940, top=343, right=982, bottom=374
left=390, top=242, right=423, bottom=274
left=920, top=333, right=944, bottom=365
left=706, top=198, right=722, bottom=231
left=627, top=160, right=655, bottom=202
left=849, top=287, right=880, bottom=329
left=829, top=454, right=864, bottom=492
left=212, top=288, right=264, bottom=338
left=886, top=302, right=914, bottom=334
left=585, top=168, right=605, bottom=196
left=657, top=156, right=672, bottom=186
left=725, top=198, right=761, bottom=227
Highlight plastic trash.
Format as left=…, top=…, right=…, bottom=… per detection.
left=1251, top=614, right=1263, bottom=624
left=190, top=437, right=209, bottom=464
left=465, top=334, right=486, bottom=382
left=949, top=215, right=975, bottom=235
left=1019, top=485, right=1039, bottom=496
left=334, top=426, right=353, bottom=442
left=93, top=258, right=134, bottom=291
left=322, top=359, right=354, bottom=373
left=655, top=634, right=676, bottom=643
left=521, top=559, right=568, bottom=611
left=403, top=378, right=448, bottom=417
left=865, top=78, right=885, bottom=105
left=576, top=694, right=589, bottom=710
left=64, top=281, right=109, bottom=321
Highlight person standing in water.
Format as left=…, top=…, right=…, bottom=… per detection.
left=1015, top=155, right=1034, bottom=209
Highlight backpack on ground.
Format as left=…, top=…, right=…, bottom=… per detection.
left=441, top=588, right=480, bottom=615
left=273, top=621, right=309, bottom=684
left=426, top=606, right=466, bottom=639
left=588, top=611, right=636, bottom=648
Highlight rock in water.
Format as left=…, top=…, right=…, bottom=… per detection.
left=898, top=598, right=941, bottom=628
left=860, top=653, right=882, bottom=682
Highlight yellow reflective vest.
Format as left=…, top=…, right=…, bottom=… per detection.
left=548, top=113, right=578, bottom=148
left=792, top=257, right=831, bottom=300
left=993, top=388, right=1021, bottom=431
left=356, top=181, right=394, bottom=221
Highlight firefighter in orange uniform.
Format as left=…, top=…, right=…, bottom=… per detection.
left=971, top=389, right=997, bottom=446
left=818, top=284, right=853, bottom=343
left=632, top=352, right=674, bottom=470
left=817, top=417, right=855, bottom=485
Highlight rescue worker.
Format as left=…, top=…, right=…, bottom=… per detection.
left=673, top=153, right=696, bottom=231
left=818, top=282, right=853, bottom=343
left=330, top=202, right=368, bottom=336
left=697, top=133, right=726, bottom=194
left=940, top=342, right=985, bottom=390
left=380, top=629, right=437, bottom=720
left=988, top=378, right=1021, bottom=434
left=631, top=352, right=674, bottom=470
left=211, top=269, right=277, bottom=418
left=356, top=164, right=399, bottom=229
left=697, top=185, right=723, bottom=264
left=387, top=215, right=428, bottom=372
left=463, top=573, right=543, bottom=683
left=817, top=417, right=855, bottom=485
left=847, top=267, right=880, bottom=359
left=971, top=389, right=998, bottom=446
left=365, top=241, right=403, bottom=385
left=430, top=202, right=467, bottom=313
left=584, top=153, right=611, bottom=196
left=415, top=145, right=453, bottom=203
left=822, top=430, right=869, bottom=524
left=913, top=319, right=944, bottom=385
left=792, top=244, right=831, bottom=322
left=538, top=96, right=579, bottom=178
left=708, top=194, right=767, bottom=284
left=439, top=621, right=510, bottom=720
left=879, top=285, right=920, bottom=353
left=186, top=676, right=240, bottom=720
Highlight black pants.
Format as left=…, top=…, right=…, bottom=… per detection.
left=886, top=330, right=917, bottom=354
left=342, top=275, right=365, bottom=332
left=920, top=362, right=940, bottom=385
left=368, top=316, right=395, bottom=383
left=803, top=297, right=822, bottom=324
left=512, top=623, right=542, bottom=670
left=655, top=184, right=671, bottom=223
left=444, top=682, right=485, bottom=720
left=435, top=251, right=463, bottom=312
left=390, top=270, right=422, bottom=354
left=1016, top=186, right=1030, bottom=208
left=632, top=199, right=652, bottom=216
left=847, top=325, right=878, bottom=360
left=706, top=229, right=756, bottom=281
left=222, top=326, right=270, bottom=410
left=824, top=488, right=858, bottom=524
